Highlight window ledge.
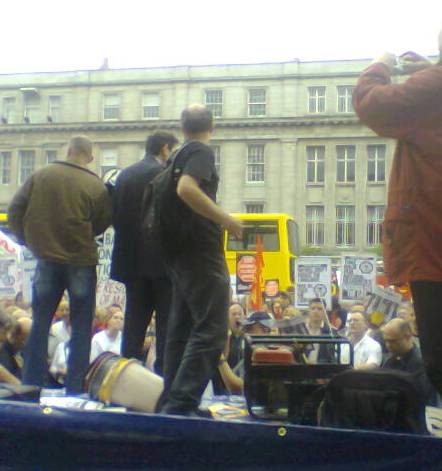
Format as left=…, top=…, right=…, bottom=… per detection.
left=366, top=181, right=386, bottom=186
left=306, top=183, right=324, bottom=187
left=336, top=182, right=355, bottom=186
left=245, top=182, right=265, bottom=186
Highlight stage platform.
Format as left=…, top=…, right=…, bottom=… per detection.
left=1, top=397, right=442, bottom=470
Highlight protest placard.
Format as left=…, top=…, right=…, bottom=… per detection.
left=294, top=256, right=331, bottom=309
left=340, top=254, right=377, bottom=302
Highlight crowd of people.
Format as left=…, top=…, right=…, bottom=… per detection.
left=2, top=25, right=442, bottom=423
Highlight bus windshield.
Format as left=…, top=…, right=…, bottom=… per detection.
left=226, top=220, right=279, bottom=252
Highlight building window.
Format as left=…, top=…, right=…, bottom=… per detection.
left=2, top=97, right=16, bottom=124
left=103, top=94, right=120, bottom=120
left=205, top=89, right=223, bottom=117
left=100, top=148, right=118, bottom=177
left=0, top=152, right=11, bottom=184
left=248, top=89, right=266, bottom=116
left=247, top=144, right=265, bottom=182
left=306, top=206, right=325, bottom=246
left=45, top=150, right=57, bottom=165
left=336, top=145, right=356, bottom=182
left=245, top=203, right=264, bottom=213
left=337, top=86, right=354, bottom=113
left=336, top=205, right=355, bottom=246
left=308, top=86, right=326, bottom=113
left=142, top=93, right=159, bottom=118
left=367, top=144, right=386, bottom=182
left=211, top=145, right=221, bottom=175
left=19, top=150, right=35, bottom=184
left=306, top=146, right=325, bottom=183
left=367, top=205, right=385, bottom=246
left=48, top=96, right=61, bottom=122
left=24, top=96, right=40, bottom=123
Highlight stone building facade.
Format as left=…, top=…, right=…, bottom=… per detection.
left=0, top=59, right=393, bottom=253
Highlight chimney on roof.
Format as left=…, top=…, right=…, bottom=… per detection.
left=99, top=58, right=109, bottom=70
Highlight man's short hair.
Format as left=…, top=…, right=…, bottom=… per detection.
left=145, top=131, right=179, bottom=156
left=67, top=135, right=92, bottom=157
left=181, top=105, right=213, bottom=135
left=309, top=297, right=325, bottom=308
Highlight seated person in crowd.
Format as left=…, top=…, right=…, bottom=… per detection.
left=396, top=302, right=419, bottom=347
left=92, top=306, right=108, bottom=335
left=218, top=311, right=273, bottom=395
left=50, top=340, right=70, bottom=386
left=90, top=308, right=124, bottom=362
left=382, top=318, right=436, bottom=405
left=48, top=300, right=71, bottom=362
left=227, top=303, right=246, bottom=369
left=0, top=316, right=32, bottom=383
left=304, top=298, right=335, bottom=364
left=342, top=310, right=382, bottom=369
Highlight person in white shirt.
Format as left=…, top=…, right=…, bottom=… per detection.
left=344, top=311, right=382, bottom=369
left=50, top=340, right=70, bottom=385
left=90, top=309, right=124, bottom=363
left=48, top=301, right=71, bottom=362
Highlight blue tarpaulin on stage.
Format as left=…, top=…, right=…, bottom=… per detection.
left=0, top=398, right=442, bottom=470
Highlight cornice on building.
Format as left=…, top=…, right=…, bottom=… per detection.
left=0, top=116, right=361, bottom=134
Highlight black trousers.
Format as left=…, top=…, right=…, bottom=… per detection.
left=410, top=280, right=442, bottom=397
left=160, top=251, right=230, bottom=414
left=122, top=277, right=172, bottom=376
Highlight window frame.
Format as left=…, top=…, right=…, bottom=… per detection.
left=308, top=86, right=326, bottom=113
left=367, top=205, right=385, bottom=246
left=142, top=92, right=160, bottom=119
left=205, top=89, right=223, bottom=118
left=336, top=145, right=356, bottom=182
left=0, top=151, right=11, bottom=184
left=337, top=85, right=354, bottom=113
left=306, top=205, right=325, bottom=246
left=367, top=144, right=386, bottom=182
left=306, top=146, right=325, bottom=184
left=18, top=150, right=35, bottom=184
left=336, top=205, right=356, bottom=247
left=246, top=144, right=265, bottom=183
left=248, top=88, right=266, bottom=117
left=102, top=93, right=121, bottom=121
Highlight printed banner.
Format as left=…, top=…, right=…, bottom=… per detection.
left=236, top=253, right=256, bottom=294
left=0, top=230, right=22, bottom=297
left=96, top=227, right=126, bottom=309
left=294, top=257, right=331, bottom=309
left=340, top=254, right=377, bottom=303
left=365, top=285, right=402, bottom=326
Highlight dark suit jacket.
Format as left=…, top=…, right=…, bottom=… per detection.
left=110, top=154, right=167, bottom=281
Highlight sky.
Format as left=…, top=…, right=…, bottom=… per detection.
left=2, top=0, right=442, bottom=74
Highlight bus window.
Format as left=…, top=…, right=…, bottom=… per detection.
left=227, top=220, right=280, bottom=252
left=287, top=219, right=300, bottom=255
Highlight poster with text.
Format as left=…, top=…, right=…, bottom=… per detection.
left=236, top=253, right=256, bottom=294
left=96, top=228, right=126, bottom=309
left=365, top=285, right=402, bottom=326
left=0, top=230, right=22, bottom=297
left=295, top=257, right=331, bottom=309
left=340, top=254, right=377, bottom=303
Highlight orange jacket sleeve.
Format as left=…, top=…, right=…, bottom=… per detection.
left=353, top=62, right=440, bottom=139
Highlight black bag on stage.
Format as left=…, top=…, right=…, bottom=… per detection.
left=0, top=383, right=41, bottom=402
left=318, top=368, right=427, bottom=434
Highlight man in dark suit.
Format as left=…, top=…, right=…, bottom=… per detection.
left=111, top=131, right=178, bottom=375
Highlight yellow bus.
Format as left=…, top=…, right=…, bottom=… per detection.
left=0, top=211, right=9, bottom=235
left=224, top=213, right=299, bottom=295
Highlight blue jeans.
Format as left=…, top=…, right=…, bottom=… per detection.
left=23, top=260, right=97, bottom=394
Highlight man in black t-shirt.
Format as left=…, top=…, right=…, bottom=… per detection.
left=159, top=105, right=243, bottom=417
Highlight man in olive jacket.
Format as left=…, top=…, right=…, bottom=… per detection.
left=8, top=136, right=111, bottom=394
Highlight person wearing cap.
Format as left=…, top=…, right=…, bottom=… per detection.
left=217, top=311, right=274, bottom=395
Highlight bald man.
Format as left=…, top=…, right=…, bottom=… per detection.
left=158, top=105, right=243, bottom=417
left=8, top=135, right=111, bottom=393
left=383, top=318, right=436, bottom=404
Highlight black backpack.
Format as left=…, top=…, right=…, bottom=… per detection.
left=318, top=368, right=427, bottom=434
left=141, top=144, right=193, bottom=256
